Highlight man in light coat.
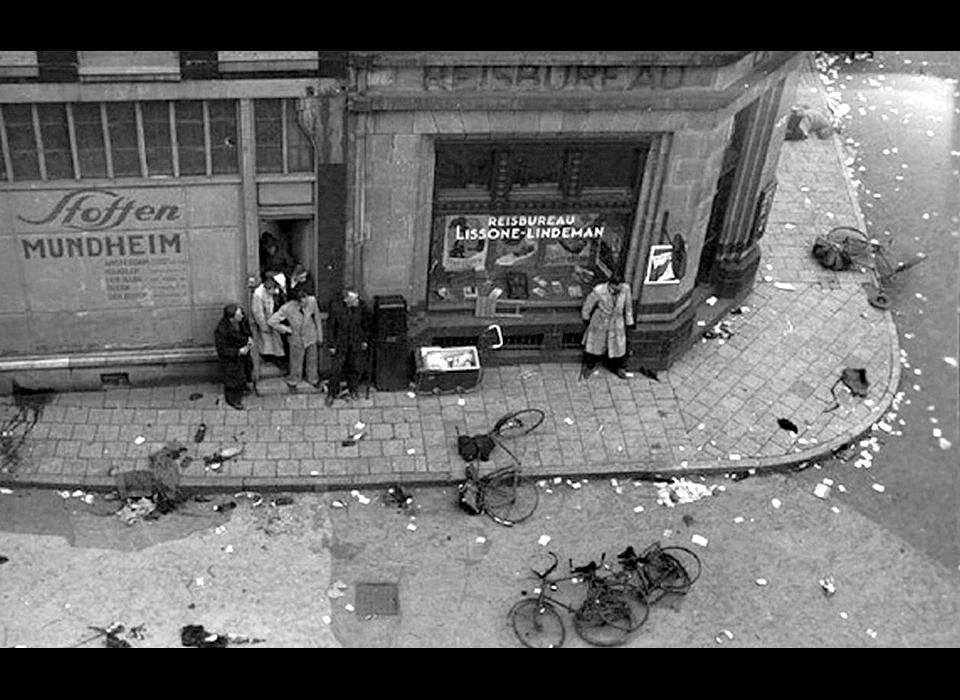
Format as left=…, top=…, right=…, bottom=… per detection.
left=251, top=276, right=285, bottom=379
left=268, top=286, right=325, bottom=392
left=581, top=272, right=634, bottom=379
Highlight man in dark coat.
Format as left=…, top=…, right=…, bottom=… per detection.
left=215, top=303, right=254, bottom=410
left=326, top=289, right=370, bottom=406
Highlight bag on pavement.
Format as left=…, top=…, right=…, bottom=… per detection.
left=812, top=235, right=853, bottom=271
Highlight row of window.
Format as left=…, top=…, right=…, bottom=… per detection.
left=434, top=141, right=648, bottom=206
left=0, top=98, right=314, bottom=182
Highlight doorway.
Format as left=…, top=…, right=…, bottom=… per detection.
left=258, top=216, right=315, bottom=285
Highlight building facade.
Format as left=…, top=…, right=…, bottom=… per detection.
left=0, top=51, right=803, bottom=393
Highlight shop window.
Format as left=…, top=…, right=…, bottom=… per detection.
left=3, top=104, right=41, bottom=181
left=71, top=103, right=108, bottom=178
left=255, top=98, right=283, bottom=173
left=175, top=100, right=206, bottom=176
left=36, top=103, right=74, bottom=180
left=435, top=143, right=494, bottom=200
left=429, top=140, right=646, bottom=312
left=106, top=102, right=142, bottom=178
left=208, top=100, right=239, bottom=174
left=141, top=101, right=174, bottom=177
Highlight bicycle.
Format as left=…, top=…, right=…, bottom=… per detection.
left=614, top=542, right=702, bottom=605
left=457, top=408, right=544, bottom=526
left=823, top=226, right=927, bottom=309
left=509, top=552, right=649, bottom=649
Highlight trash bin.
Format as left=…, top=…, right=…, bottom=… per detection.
left=414, top=346, right=482, bottom=394
left=373, top=295, right=410, bottom=391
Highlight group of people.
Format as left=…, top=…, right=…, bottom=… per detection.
left=214, top=233, right=370, bottom=410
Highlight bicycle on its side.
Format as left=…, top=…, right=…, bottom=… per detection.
left=508, top=551, right=649, bottom=648
left=613, top=542, right=702, bottom=605
left=457, top=408, right=544, bottom=526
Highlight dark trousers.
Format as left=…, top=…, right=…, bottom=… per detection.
left=331, top=351, right=363, bottom=394
left=223, top=356, right=252, bottom=406
left=583, top=351, right=626, bottom=375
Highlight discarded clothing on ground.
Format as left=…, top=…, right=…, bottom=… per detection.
left=824, top=368, right=870, bottom=412
left=115, top=497, right=158, bottom=526
left=811, top=235, right=855, bottom=271
left=384, top=484, right=413, bottom=511
left=786, top=105, right=837, bottom=141
left=181, top=624, right=264, bottom=648
left=656, top=478, right=719, bottom=507
left=456, top=430, right=497, bottom=463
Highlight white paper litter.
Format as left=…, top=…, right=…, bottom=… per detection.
left=773, top=282, right=797, bottom=291
left=223, top=545, right=234, bottom=554
left=814, top=483, right=831, bottom=499
left=633, top=505, right=644, bottom=513
left=475, top=537, right=486, bottom=544
left=195, top=577, right=205, bottom=587
left=690, top=534, right=708, bottom=547
left=866, top=628, right=878, bottom=639
left=939, top=437, right=952, bottom=450
left=321, top=615, right=332, bottom=625
left=538, top=535, right=552, bottom=547
left=771, top=498, right=782, bottom=509
left=134, top=436, right=145, bottom=445
left=872, top=484, right=886, bottom=493
left=756, top=578, right=768, bottom=586
left=733, top=516, right=745, bottom=524
left=406, top=523, right=417, bottom=531
left=706, top=296, right=718, bottom=306
left=655, top=478, right=720, bottom=507
left=564, top=417, right=575, bottom=425
left=345, top=604, right=355, bottom=613
left=0, top=487, right=13, bottom=495
left=407, top=392, right=416, bottom=398
left=944, top=357, right=958, bottom=368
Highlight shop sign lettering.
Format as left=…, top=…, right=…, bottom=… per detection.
left=17, top=188, right=181, bottom=231
left=21, top=233, right=182, bottom=260
left=424, top=65, right=687, bottom=92
left=454, top=215, right=605, bottom=242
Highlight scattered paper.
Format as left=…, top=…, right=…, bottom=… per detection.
left=814, top=483, right=831, bottom=499
left=872, top=484, right=886, bottom=493
left=756, top=578, right=768, bottom=586
left=733, top=516, right=745, bottom=524
left=345, top=604, right=355, bottom=613
left=475, top=537, right=486, bottom=544
left=538, top=535, right=552, bottom=547
left=773, top=282, right=797, bottom=291
left=633, top=505, right=644, bottom=513
left=0, top=488, right=13, bottom=495
left=564, top=417, right=575, bottom=426
left=406, top=523, right=417, bottom=531
left=771, top=498, right=782, bottom=509
left=944, top=357, right=958, bottom=368
left=321, top=615, right=332, bottom=625
left=691, top=534, right=708, bottom=547
left=134, top=436, right=145, bottom=445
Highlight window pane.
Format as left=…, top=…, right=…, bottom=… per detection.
left=71, top=103, right=107, bottom=178
left=510, top=145, right=562, bottom=190
left=435, top=144, right=493, bottom=192
left=254, top=98, right=283, bottom=173
left=175, top=100, right=206, bottom=175
left=3, top=104, right=41, bottom=180
left=141, top=101, right=173, bottom=176
left=285, top=98, right=314, bottom=173
left=106, top=102, right=141, bottom=177
left=37, top=103, right=74, bottom=180
left=208, top=100, right=238, bottom=174
left=579, top=145, right=643, bottom=191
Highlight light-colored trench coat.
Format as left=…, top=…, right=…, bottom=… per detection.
left=581, top=282, right=634, bottom=358
left=251, top=284, right=285, bottom=357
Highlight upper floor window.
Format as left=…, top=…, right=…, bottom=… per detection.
left=254, top=98, right=314, bottom=174
left=0, top=99, right=240, bottom=182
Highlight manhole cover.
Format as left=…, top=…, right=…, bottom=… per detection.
left=354, top=583, right=399, bottom=616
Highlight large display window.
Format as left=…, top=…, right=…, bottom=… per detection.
left=428, top=140, right=648, bottom=311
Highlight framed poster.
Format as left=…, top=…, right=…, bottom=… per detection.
left=644, top=244, right=680, bottom=285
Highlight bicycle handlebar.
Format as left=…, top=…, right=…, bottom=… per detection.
left=532, top=551, right=560, bottom=580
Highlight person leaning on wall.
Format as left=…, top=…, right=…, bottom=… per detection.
left=214, top=302, right=254, bottom=410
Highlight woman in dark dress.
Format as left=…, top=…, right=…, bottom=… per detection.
left=215, top=303, right=254, bottom=410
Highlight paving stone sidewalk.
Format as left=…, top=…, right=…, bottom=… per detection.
left=0, top=58, right=901, bottom=494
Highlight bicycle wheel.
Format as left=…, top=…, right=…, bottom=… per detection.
left=573, top=596, right=633, bottom=647
left=493, top=408, right=545, bottom=440
left=483, top=471, right=540, bottom=526
left=510, top=598, right=565, bottom=649
left=600, top=585, right=650, bottom=632
left=647, top=547, right=702, bottom=593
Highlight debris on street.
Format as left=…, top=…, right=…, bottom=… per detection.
left=777, top=418, right=800, bottom=434
left=814, top=483, right=832, bottom=499
left=180, top=624, right=265, bottom=648
left=384, top=484, right=414, bottom=511
left=655, top=478, right=720, bottom=507
left=538, top=535, right=552, bottom=547
left=715, top=629, right=735, bottom=644
left=820, top=576, right=837, bottom=597
left=690, top=534, right=708, bottom=547
left=703, top=321, right=734, bottom=340
left=0, top=555, right=8, bottom=565
left=756, top=578, right=768, bottom=586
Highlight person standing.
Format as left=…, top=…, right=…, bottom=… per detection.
left=251, top=275, right=286, bottom=378
left=580, top=272, right=634, bottom=379
left=214, top=303, right=254, bottom=410
left=268, top=286, right=323, bottom=392
left=326, top=289, right=370, bottom=406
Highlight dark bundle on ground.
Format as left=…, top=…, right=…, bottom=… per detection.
left=181, top=625, right=228, bottom=648
left=114, top=442, right=190, bottom=514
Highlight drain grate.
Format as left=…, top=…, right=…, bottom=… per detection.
left=354, top=583, right=399, bottom=616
